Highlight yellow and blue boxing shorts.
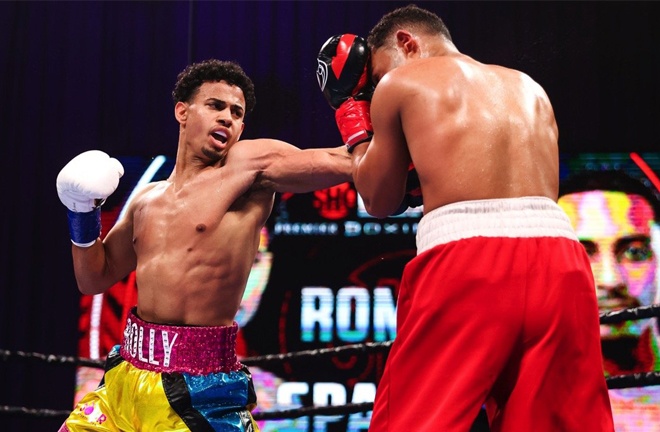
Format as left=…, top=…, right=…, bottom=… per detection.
left=59, top=308, right=259, bottom=431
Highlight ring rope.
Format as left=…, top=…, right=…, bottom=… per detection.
left=0, top=406, right=71, bottom=419
left=0, top=342, right=391, bottom=369
left=2, top=303, right=660, bottom=420
left=4, top=302, right=658, bottom=369
left=3, top=372, right=660, bottom=420
left=598, top=304, right=660, bottom=325
left=0, top=349, right=104, bottom=368
left=254, top=402, right=374, bottom=420
left=242, top=340, right=392, bottom=367
left=0, top=402, right=375, bottom=420
left=605, top=371, right=660, bottom=390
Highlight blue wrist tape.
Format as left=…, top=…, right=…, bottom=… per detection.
left=67, top=208, right=101, bottom=247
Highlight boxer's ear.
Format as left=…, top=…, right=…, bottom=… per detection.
left=395, top=30, right=419, bottom=56
left=175, top=101, right=188, bottom=124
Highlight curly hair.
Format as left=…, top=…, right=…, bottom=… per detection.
left=171, top=59, right=256, bottom=114
left=367, top=4, right=452, bottom=50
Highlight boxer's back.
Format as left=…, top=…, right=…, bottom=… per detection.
left=396, top=55, right=559, bottom=212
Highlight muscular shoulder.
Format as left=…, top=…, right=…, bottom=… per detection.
left=128, top=181, right=161, bottom=201
left=116, top=181, right=163, bottom=223
left=488, top=64, right=553, bottom=117
left=374, top=56, right=473, bottom=104
left=225, top=138, right=302, bottom=190
left=489, top=63, right=546, bottom=92
left=124, top=181, right=164, bottom=207
left=372, top=56, right=467, bottom=120
left=226, top=138, right=296, bottom=169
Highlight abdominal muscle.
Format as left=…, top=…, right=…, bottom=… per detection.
left=135, top=250, right=251, bottom=328
left=129, top=181, right=266, bottom=327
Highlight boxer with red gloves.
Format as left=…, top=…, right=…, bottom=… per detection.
left=317, top=33, right=374, bottom=152
left=318, top=5, right=614, bottom=432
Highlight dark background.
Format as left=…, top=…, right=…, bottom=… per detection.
left=1, top=1, right=659, bottom=430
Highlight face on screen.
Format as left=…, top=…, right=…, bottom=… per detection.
left=559, top=190, right=658, bottom=339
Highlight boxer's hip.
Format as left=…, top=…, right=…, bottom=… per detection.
left=120, top=307, right=242, bottom=375
left=416, top=196, right=577, bottom=254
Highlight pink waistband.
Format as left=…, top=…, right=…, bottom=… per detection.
left=120, top=308, right=242, bottom=375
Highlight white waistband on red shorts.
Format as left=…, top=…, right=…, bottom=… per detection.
left=416, top=197, right=578, bottom=255
left=120, top=308, right=242, bottom=375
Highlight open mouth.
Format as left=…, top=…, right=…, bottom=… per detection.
left=212, top=131, right=228, bottom=144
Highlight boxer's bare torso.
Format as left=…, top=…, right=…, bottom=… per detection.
left=122, top=165, right=273, bottom=327
left=71, top=80, right=351, bottom=326
left=357, top=46, right=559, bottom=217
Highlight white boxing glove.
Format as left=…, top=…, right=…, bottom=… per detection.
left=56, top=150, right=124, bottom=247
left=57, top=150, right=124, bottom=212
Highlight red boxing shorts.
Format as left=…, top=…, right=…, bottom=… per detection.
left=370, top=197, right=614, bottom=432
left=60, top=308, right=260, bottom=431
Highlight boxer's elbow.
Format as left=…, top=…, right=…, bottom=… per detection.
left=354, top=161, right=404, bottom=218
left=74, top=272, right=114, bottom=296
left=355, top=183, right=399, bottom=219
left=76, top=280, right=109, bottom=296
left=361, top=194, right=398, bottom=219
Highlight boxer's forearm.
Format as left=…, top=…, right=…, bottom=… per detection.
left=71, top=222, right=136, bottom=295
left=72, top=241, right=115, bottom=295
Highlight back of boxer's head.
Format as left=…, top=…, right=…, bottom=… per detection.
left=368, top=4, right=452, bottom=51
left=171, top=59, right=256, bottom=114
left=559, top=169, right=660, bottom=222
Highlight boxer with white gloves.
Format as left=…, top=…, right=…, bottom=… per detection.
left=56, top=150, right=124, bottom=247
left=58, top=59, right=353, bottom=432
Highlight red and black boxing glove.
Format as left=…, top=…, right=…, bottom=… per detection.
left=317, top=34, right=374, bottom=152
left=391, top=164, right=424, bottom=216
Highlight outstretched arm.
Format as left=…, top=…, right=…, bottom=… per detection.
left=229, top=139, right=353, bottom=193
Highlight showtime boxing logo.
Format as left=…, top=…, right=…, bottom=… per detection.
left=273, top=183, right=421, bottom=237
left=313, top=183, right=356, bottom=220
